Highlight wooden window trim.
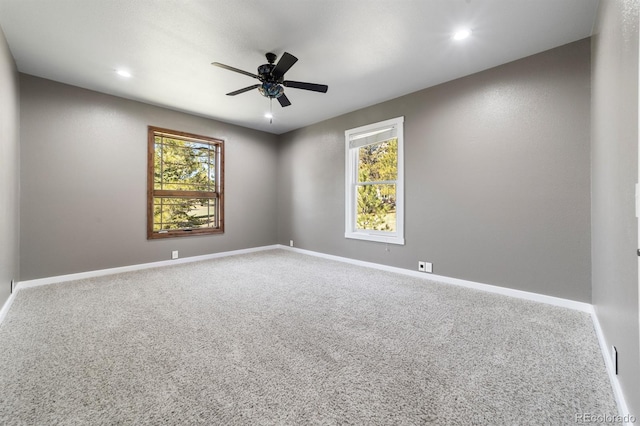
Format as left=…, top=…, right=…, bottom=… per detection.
left=147, top=126, right=225, bottom=239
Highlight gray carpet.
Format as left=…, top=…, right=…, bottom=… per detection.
left=0, top=250, right=617, bottom=425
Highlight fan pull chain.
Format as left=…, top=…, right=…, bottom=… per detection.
left=270, top=98, right=273, bottom=124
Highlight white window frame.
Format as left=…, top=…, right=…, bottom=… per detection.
left=345, top=116, right=405, bottom=245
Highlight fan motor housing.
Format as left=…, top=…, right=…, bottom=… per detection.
left=258, top=63, right=275, bottom=80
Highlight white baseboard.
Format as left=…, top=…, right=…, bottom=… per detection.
left=8, top=243, right=590, bottom=315
left=278, top=245, right=592, bottom=312
left=591, top=310, right=632, bottom=421
left=2, top=243, right=630, bottom=417
left=16, top=245, right=281, bottom=290
left=0, top=290, right=18, bottom=326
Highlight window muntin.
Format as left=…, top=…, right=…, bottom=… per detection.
left=345, top=117, right=404, bottom=245
left=148, top=127, right=224, bottom=239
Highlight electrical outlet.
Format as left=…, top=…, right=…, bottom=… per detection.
left=290, top=240, right=294, bottom=247
left=171, top=250, right=179, bottom=260
left=612, top=346, right=618, bottom=375
left=418, top=261, right=433, bottom=273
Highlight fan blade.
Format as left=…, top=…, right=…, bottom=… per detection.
left=212, top=62, right=259, bottom=79
left=272, top=52, right=298, bottom=79
left=283, top=80, right=328, bottom=93
left=226, top=84, right=260, bottom=96
left=277, top=94, right=291, bottom=107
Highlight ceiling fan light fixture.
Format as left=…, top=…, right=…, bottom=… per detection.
left=258, top=83, right=284, bottom=99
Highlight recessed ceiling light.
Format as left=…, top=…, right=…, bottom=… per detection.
left=116, top=69, right=132, bottom=78
left=453, top=28, right=472, bottom=41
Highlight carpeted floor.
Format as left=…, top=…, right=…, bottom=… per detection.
left=0, top=250, right=617, bottom=424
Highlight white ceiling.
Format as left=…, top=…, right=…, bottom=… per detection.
left=0, top=0, right=599, bottom=134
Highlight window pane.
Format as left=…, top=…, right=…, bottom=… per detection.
left=358, top=138, right=398, bottom=183
left=154, top=137, right=216, bottom=191
left=356, top=184, right=396, bottom=231
left=153, top=197, right=217, bottom=231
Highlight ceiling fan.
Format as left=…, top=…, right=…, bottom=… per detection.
left=212, top=52, right=328, bottom=108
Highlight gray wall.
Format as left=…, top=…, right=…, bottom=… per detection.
left=20, top=75, right=279, bottom=280
left=0, top=26, right=20, bottom=307
left=278, top=39, right=592, bottom=302
left=591, top=0, right=640, bottom=415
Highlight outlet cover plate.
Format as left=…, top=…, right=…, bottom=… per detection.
left=425, top=262, right=433, bottom=273
left=171, top=250, right=179, bottom=260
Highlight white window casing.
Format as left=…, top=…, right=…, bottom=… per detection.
left=345, top=116, right=405, bottom=245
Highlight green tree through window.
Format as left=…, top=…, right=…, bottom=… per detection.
left=357, top=138, right=398, bottom=231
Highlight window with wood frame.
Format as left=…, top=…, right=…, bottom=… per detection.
left=148, top=126, right=224, bottom=239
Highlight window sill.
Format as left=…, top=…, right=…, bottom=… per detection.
left=345, top=232, right=405, bottom=245
left=148, top=228, right=224, bottom=239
